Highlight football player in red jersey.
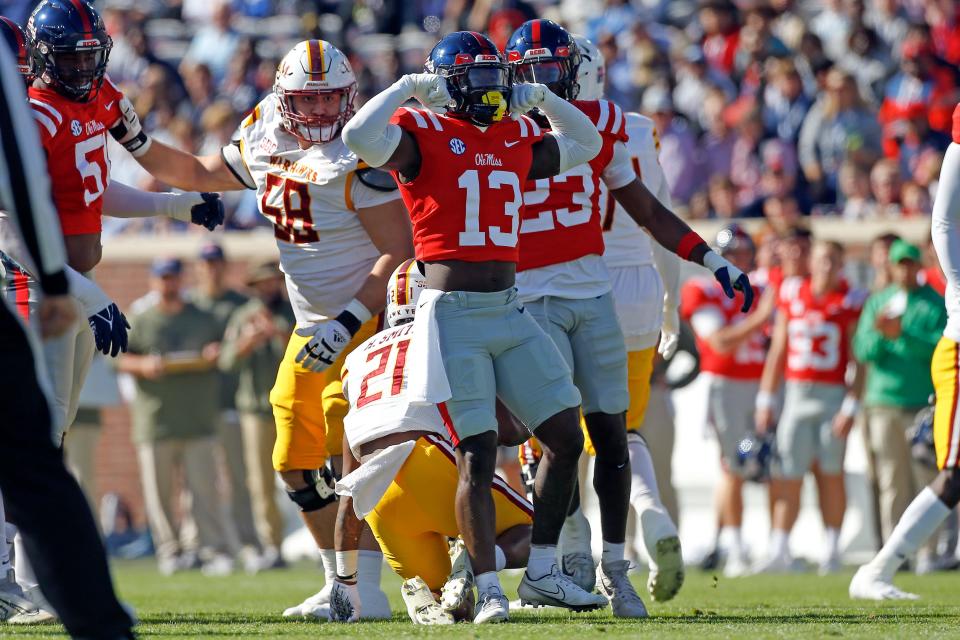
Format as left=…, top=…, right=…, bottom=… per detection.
left=680, top=225, right=771, bottom=578
left=343, top=31, right=610, bottom=622
left=504, top=20, right=754, bottom=615
left=755, top=240, right=866, bottom=575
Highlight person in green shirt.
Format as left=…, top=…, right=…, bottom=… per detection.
left=853, top=239, right=947, bottom=568
left=117, top=257, right=233, bottom=576
left=219, top=259, right=295, bottom=569
left=189, top=242, right=262, bottom=569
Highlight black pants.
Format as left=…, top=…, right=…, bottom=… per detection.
left=0, top=303, right=133, bottom=639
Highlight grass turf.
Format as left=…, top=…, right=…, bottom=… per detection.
left=5, top=560, right=960, bottom=638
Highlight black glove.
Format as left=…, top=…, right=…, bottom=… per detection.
left=191, top=192, right=225, bottom=231
left=89, top=303, right=130, bottom=357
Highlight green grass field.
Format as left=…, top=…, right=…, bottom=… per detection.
left=6, top=560, right=960, bottom=638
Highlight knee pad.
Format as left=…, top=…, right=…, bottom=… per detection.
left=285, top=466, right=338, bottom=512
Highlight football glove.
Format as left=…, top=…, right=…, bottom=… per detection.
left=658, top=305, right=680, bottom=360
left=190, top=193, right=225, bottom=231
left=328, top=580, right=361, bottom=623
left=509, top=83, right=547, bottom=118
left=295, top=320, right=351, bottom=373
left=403, top=73, right=451, bottom=112
left=89, top=303, right=130, bottom=358
left=703, top=250, right=754, bottom=312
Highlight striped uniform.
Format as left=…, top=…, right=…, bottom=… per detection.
left=222, top=82, right=401, bottom=472
left=930, top=105, right=960, bottom=469
left=341, top=324, right=532, bottom=591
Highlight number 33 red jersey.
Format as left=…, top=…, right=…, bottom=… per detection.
left=389, top=107, right=545, bottom=263
left=28, top=77, right=125, bottom=236
left=777, top=276, right=866, bottom=385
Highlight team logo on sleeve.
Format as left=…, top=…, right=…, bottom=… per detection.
left=71, top=120, right=82, bottom=136
left=449, top=138, right=466, bottom=155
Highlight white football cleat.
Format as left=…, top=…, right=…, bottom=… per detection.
left=0, top=570, right=40, bottom=623
left=722, top=550, right=750, bottom=578
left=647, top=536, right=684, bottom=602
left=441, top=538, right=474, bottom=614
left=560, top=552, right=596, bottom=593
left=473, top=587, right=509, bottom=624
left=283, top=584, right=332, bottom=617
left=849, top=566, right=919, bottom=601
left=597, top=560, right=648, bottom=618
left=518, top=564, right=608, bottom=611
left=402, top=577, right=454, bottom=625
left=6, top=582, right=56, bottom=625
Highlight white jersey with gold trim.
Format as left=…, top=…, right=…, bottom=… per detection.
left=223, top=94, right=400, bottom=327
left=341, top=322, right=446, bottom=456
left=600, top=112, right=671, bottom=268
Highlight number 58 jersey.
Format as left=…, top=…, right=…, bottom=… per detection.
left=341, top=322, right=447, bottom=456
left=223, top=94, right=401, bottom=327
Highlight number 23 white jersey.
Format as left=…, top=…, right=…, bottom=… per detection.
left=223, top=94, right=401, bottom=327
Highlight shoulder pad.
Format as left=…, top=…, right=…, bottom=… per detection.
left=356, top=166, right=398, bottom=192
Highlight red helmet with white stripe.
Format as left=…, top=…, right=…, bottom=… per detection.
left=274, top=40, right=357, bottom=144
left=386, top=259, right=426, bottom=328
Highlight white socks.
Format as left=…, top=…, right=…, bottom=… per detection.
left=769, top=529, right=790, bottom=561
left=601, top=541, right=625, bottom=567
left=358, top=550, right=383, bottom=587
left=558, top=506, right=592, bottom=555
left=476, top=570, right=502, bottom=595
left=319, top=548, right=336, bottom=586
left=527, top=544, right=557, bottom=578
left=824, top=527, right=841, bottom=561
left=628, top=434, right=678, bottom=557
left=720, top=526, right=744, bottom=559
left=494, top=545, right=506, bottom=572
left=871, top=487, right=950, bottom=579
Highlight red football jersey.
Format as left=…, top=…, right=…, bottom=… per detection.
left=390, top=108, right=544, bottom=263
left=680, top=276, right=767, bottom=380
left=28, top=77, right=125, bottom=236
left=777, top=276, right=865, bottom=385
left=517, top=100, right=628, bottom=272
left=953, top=103, right=960, bottom=144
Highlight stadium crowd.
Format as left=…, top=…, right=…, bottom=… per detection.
left=2, top=0, right=960, bottom=635
left=2, top=0, right=953, bottom=231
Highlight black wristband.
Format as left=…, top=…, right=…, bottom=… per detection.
left=40, top=270, right=69, bottom=296
left=335, top=310, right=362, bottom=337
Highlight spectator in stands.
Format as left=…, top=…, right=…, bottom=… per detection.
left=706, top=175, right=740, bottom=219
left=867, top=232, right=900, bottom=292
left=198, top=101, right=239, bottom=156
left=219, top=260, right=295, bottom=570
left=183, top=0, right=239, bottom=83
left=809, top=0, right=860, bottom=62
left=740, top=139, right=808, bottom=218
left=838, top=24, right=894, bottom=102
left=698, top=0, right=740, bottom=76
left=798, top=68, right=882, bottom=203
left=885, top=105, right=954, bottom=180
left=762, top=58, right=811, bottom=144
left=180, top=62, right=216, bottom=126
left=698, top=87, right=736, bottom=183
left=598, top=32, right=638, bottom=110
left=644, top=85, right=700, bottom=205
left=901, top=181, right=932, bottom=217
left=729, top=100, right=766, bottom=207
left=117, top=258, right=234, bottom=576
left=734, top=2, right=789, bottom=96
left=869, top=158, right=904, bottom=218
left=837, top=161, right=876, bottom=220
left=925, top=0, right=960, bottom=66
left=188, top=245, right=261, bottom=570
left=674, top=44, right=737, bottom=126
left=863, top=0, right=910, bottom=61
left=879, top=35, right=957, bottom=136
left=853, top=239, right=946, bottom=562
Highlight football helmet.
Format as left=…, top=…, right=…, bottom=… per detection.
left=274, top=40, right=357, bottom=144
left=386, top=259, right=427, bottom=328
left=736, top=433, right=775, bottom=483
left=425, top=31, right=511, bottom=126
left=26, top=0, right=112, bottom=102
left=572, top=35, right=604, bottom=101
left=0, top=17, right=30, bottom=78
left=505, top=19, right=580, bottom=101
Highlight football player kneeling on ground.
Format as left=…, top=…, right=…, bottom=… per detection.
left=330, top=261, right=534, bottom=624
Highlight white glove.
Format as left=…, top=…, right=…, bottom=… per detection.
left=403, top=73, right=451, bottom=112
left=328, top=580, right=361, bottom=622
left=510, top=82, right=547, bottom=118
left=111, top=96, right=153, bottom=157
left=658, top=305, right=680, bottom=360
left=295, top=320, right=351, bottom=373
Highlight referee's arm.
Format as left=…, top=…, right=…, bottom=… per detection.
left=0, top=44, right=68, bottom=296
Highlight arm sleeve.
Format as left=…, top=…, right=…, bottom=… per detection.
left=0, top=46, right=68, bottom=295
left=102, top=180, right=202, bottom=222
left=341, top=78, right=411, bottom=168
left=602, top=142, right=637, bottom=190
left=932, top=143, right=960, bottom=304
left=538, top=90, right=603, bottom=174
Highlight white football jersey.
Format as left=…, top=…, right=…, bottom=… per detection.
left=341, top=322, right=446, bottom=455
left=224, top=94, right=401, bottom=327
left=600, top=113, right=671, bottom=269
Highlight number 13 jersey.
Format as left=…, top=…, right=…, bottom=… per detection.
left=389, top=107, right=544, bottom=263
left=223, top=94, right=401, bottom=327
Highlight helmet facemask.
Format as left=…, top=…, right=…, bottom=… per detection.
left=432, top=60, right=511, bottom=126
left=276, top=84, right=357, bottom=144
left=34, top=36, right=111, bottom=102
